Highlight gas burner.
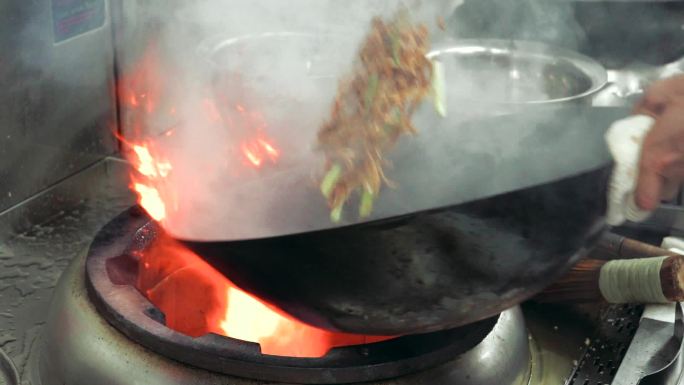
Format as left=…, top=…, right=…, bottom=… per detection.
left=26, top=207, right=536, bottom=385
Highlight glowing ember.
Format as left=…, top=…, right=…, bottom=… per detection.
left=241, top=137, right=280, bottom=168
left=133, top=183, right=166, bottom=221
left=242, top=143, right=263, bottom=167
left=258, top=139, right=279, bottom=159
left=138, top=234, right=395, bottom=358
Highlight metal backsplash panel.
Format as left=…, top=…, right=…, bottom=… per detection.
left=0, top=0, right=118, bottom=213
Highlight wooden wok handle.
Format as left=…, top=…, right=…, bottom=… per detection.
left=587, top=233, right=681, bottom=260
left=537, top=237, right=684, bottom=304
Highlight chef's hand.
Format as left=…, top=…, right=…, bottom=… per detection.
left=633, top=74, right=684, bottom=211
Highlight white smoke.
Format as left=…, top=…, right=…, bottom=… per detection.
left=118, top=0, right=608, bottom=241
left=119, top=0, right=467, bottom=241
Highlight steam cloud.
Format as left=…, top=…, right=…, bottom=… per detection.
left=120, top=0, right=467, bottom=241
left=117, top=0, right=640, bottom=241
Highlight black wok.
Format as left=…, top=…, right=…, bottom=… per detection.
left=183, top=107, right=621, bottom=336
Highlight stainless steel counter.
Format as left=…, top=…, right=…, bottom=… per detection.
left=0, top=158, right=134, bottom=381
left=0, top=0, right=119, bottom=212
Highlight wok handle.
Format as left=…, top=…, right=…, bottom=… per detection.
left=537, top=236, right=684, bottom=304
left=588, top=233, right=681, bottom=260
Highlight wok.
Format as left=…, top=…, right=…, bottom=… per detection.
left=184, top=107, right=624, bottom=336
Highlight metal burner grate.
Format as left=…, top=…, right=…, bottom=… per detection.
left=566, top=304, right=644, bottom=385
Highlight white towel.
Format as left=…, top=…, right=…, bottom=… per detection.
left=605, top=115, right=656, bottom=226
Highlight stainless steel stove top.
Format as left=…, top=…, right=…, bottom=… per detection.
left=0, top=158, right=680, bottom=385
left=0, top=159, right=134, bottom=385
left=25, top=249, right=533, bottom=385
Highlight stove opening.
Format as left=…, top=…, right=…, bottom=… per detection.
left=135, top=232, right=394, bottom=358
left=88, top=208, right=500, bottom=383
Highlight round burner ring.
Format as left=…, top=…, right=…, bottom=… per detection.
left=85, top=207, right=498, bottom=384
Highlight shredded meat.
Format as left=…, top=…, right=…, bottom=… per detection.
left=318, top=11, right=433, bottom=221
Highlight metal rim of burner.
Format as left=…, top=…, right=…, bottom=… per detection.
left=84, top=207, right=499, bottom=384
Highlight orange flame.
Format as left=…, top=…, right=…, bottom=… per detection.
left=132, top=144, right=172, bottom=178
left=120, top=45, right=387, bottom=356
left=118, top=43, right=284, bottom=225
left=132, top=183, right=166, bottom=221
left=128, top=143, right=172, bottom=221
left=219, top=285, right=392, bottom=357
left=138, top=234, right=395, bottom=358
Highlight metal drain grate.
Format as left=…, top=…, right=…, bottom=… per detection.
left=566, top=304, right=643, bottom=385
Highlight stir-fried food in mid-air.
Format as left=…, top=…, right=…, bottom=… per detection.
left=318, top=11, right=439, bottom=222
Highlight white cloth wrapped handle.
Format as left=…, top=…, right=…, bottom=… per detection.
left=605, top=115, right=656, bottom=226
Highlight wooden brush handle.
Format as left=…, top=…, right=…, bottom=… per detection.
left=536, top=259, right=605, bottom=303
left=538, top=237, right=684, bottom=304
left=588, top=233, right=681, bottom=260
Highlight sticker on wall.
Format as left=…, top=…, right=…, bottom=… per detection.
left=52, top=0, right=106, bottom=43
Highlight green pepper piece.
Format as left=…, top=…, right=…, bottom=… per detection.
left=365, top=74, right=379, bottom=113
left=359, top=188, right=375, bottom=218
left=391, top=34, right=401, bottom=67
left=320, top=163, right=343, bottom=198
left=431, top=60, right=447, bottom=118
left=330, top=204, right=344, bottom=223
left=390, top=106, right=401, bottom=123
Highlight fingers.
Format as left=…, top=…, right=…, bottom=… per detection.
left=635, top=103, right=684, bottom=210
left=635, top=166, right=663, bottom=211
left=661, top=178, right=681, bottom=202
left=634, top=74, right=684, bottom=117
left=633, top=86, right=668, bottom=117
left=633, top=95, right=666, bottom=118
